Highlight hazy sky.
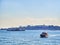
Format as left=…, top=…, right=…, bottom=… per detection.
left=0, top=0, right=60, bottom=28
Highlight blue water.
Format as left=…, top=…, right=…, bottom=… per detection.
left=0, top=30, right=60, bottom=45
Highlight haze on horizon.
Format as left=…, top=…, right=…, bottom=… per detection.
left=0, top=0, right=60, bottom=28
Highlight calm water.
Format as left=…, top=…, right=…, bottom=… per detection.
left=0, top=30, right=60, bottom=45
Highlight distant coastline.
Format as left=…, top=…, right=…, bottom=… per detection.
left=0, top=25, right=60, bottom=31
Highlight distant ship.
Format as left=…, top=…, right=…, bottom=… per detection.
left=7, top=28, right=25, bottom=31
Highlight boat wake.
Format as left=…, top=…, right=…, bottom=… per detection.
left=49, top=34, right=60, bottom=37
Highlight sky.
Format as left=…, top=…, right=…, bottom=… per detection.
left=0, top=0, right=60, bottom=28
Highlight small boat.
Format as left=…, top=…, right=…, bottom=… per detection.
left=40, top=32, right=48, bottom=38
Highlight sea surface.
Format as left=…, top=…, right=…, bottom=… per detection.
left=0, top=30, right=60, bottom=45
